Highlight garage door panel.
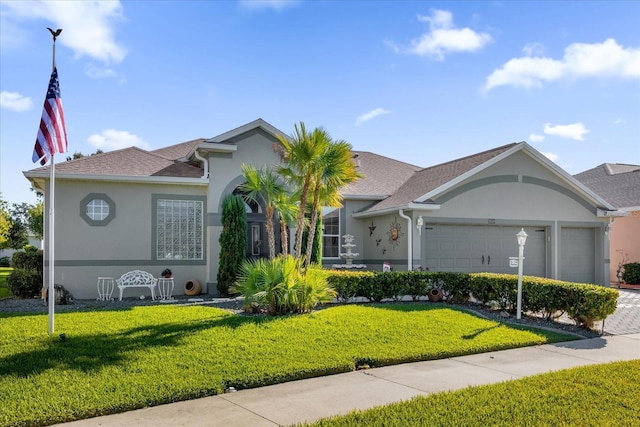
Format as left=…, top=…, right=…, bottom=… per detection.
left=560, top=228, right=594, bottom=283
left=424, top=224, right=546, bottom=277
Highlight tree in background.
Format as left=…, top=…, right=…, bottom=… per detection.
left=0, top=197, right=10, bottom=249
left=66, top=149, right=104, bottom=162
left=216, top=194, right=247, bottom=297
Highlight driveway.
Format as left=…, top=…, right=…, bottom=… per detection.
left=602, top=288, right=640, bottom=335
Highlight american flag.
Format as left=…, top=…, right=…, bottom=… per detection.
left=32, top=67, right=68, bottom=165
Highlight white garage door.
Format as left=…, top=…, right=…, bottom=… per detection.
left=424, top=225, right=546, bottom=277
left=560, top=228, right=595, bottom=284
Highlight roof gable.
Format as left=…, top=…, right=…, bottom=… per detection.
left=358, top=142, right=615, bottom=214
left=206, top=118, right=288, bottom=144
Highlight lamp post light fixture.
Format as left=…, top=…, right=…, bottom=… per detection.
left=516, top=228, right=528, bottom=320
left=416, top=215, right=424, bottom=236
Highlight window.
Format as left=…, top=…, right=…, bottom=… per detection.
left=322, top=207, right=340, bottom=258
left=86, top=199, right=109, bottom=221
left=80, top=193, right=115, bottom=226
left=156, top=198, right=204, bottom=260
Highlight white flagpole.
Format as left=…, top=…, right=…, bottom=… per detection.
left=47, top=30, right=58, bottom=334
left=48, top=154, right=55, bottom=334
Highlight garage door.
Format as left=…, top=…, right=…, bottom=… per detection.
left=560, top=228, right=595, bottom=284
left=424, top=225, right=546, bottom=277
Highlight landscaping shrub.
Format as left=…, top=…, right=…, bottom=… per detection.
left=235, top=255, right=336, bottom=314
left=11, top=249, right=43, bottom=273
left=469, top=273, right=517, bottom=310
left=326, top=270, right=373, bottom=302
left=0, top=256, right=10, bottom=267
left=6, top=268, right=42, bottom=298
left=622, top=262, right=640, bottom=284
left=430, top=272, right=471, bottom=303
left=217, top=194, right=247, bottom=297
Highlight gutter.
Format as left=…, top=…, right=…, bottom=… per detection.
left=398, top=209, right=412, bottom=271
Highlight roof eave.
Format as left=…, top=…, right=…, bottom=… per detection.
left=352, top=203, right=441, bottom=219
left=23, top=172, right=209, bottom=186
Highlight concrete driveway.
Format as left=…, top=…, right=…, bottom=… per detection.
left=602, top=288, right=640, bottom=335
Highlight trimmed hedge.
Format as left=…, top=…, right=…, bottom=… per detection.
left=325, top=270, right=619, bottom=328
left=622, top=262, right=640, bottom=284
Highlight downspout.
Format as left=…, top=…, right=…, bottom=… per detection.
left=398, top=209, right=412, bottom=271
left=193, top=148, right=209, bottom=179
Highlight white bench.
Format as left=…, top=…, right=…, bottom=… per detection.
left=116, top=270, right=158, bottom=301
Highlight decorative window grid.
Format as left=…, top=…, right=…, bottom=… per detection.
left=86, top=199, right=109, bottom=221
left=156, top=199, right=204, bottom=260
left=322, top=207, right=340, bottom=259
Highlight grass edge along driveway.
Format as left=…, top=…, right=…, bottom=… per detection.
left=0, top=303, right=575, bottom=427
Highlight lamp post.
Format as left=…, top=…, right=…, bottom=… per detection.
left=516, top=228, right=528, bottom=320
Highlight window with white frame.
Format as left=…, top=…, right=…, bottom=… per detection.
left=156, top=198, right=204, bottom=260
left=80, top=193, right=115, bottom=226
left=86, top=198, right=110, bottom=221
left=322, top=207, right=340, bottom=258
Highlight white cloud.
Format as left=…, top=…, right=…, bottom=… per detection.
left=541, top=152, right=559, bottom=162
left=84, top=63, right=118, bottom=79
left=0, top=91, right=32, bottom=112
left=2, top=1, right=126, bottom=64
left=543, top=122, right=589, bottom=141
left=239, top=0, right=300, bottom=11
left=355, top=108, right=391, bottom=126
left=87, top=129, right=149, bottom=151
left=528, top=133, right=545, bottom=142
left=387, top=9, right=492, bottom=60
left=613, top=117, right=625, bottom=124
left=484, top=38, right=640, bottom=91
left=522, top=42, right=545, bottom=57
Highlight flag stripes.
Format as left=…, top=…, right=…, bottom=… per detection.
left=32, top=67, right=68, bottom=165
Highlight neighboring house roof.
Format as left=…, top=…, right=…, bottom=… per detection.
left=342, top=151, right=421, bottom=198
left=574, top=163, right=640, bottom=210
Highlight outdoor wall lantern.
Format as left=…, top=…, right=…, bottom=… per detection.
left=516, top=228, right=528, bottom=320
left=416, top=215, right=424, bottom=236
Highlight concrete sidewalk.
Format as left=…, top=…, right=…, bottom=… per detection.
left=57, top=334, right=640, bottom=427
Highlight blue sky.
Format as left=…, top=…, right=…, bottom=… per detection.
left=1, top=0, right=639, bottom=206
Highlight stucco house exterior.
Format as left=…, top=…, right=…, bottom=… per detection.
left=24, top=119, right=618, bottom=299
left=575, top=163, right=640, bottom=284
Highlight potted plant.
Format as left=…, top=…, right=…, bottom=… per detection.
left=161, top=268, right=172, bottom=278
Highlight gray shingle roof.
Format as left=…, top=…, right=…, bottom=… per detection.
left=574, top=163, right=640, bottom=209
left=152, top=138, right=205, bottom=160
left=362, top=143, right=517, bottom=212
left=27, top=146, right=203, bottom=178
left=341, top=151, right=422, bottom=198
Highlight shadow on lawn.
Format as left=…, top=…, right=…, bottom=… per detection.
left=0, top=311, right=278, bottom=378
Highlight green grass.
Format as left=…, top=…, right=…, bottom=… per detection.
left=0, top=303, right=574, bottom=427
left=302, top=359, right=640, bottom=427
left=0, top=268, right=11, bottom=298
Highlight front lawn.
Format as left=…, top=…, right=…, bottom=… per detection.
left=0, top=268, right=11, bottom=298
left=304, top=359, right=640, bottom=427
left=0, top=303, right=574, bottom=427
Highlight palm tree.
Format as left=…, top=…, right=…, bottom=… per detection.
left=240, top=164, right=286, bottom=259
left=303, top=134, right=361, bottom=267
left=273, top=191, right=299, bottom=256
left=277, top=122, right=329, bottom=258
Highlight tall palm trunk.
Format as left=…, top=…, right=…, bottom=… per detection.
left=280, top=220, right=288, bottom=256
left=304, top=182, right=322, bottom=268
left=265, top=206, right=276, bottom=259
left=294, top=175, right=311, bottom=258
